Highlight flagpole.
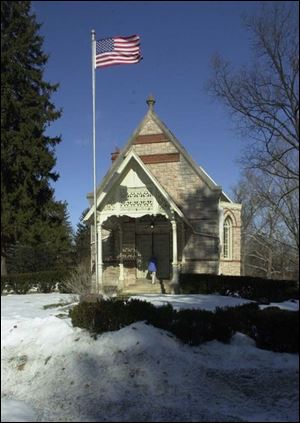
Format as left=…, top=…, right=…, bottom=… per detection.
left=91, top=29, right=98, bottom=293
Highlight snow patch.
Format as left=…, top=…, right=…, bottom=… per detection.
left=129, top=293, right=253, bottom=311
left=1, top=293, right=299, bottom=422
left=1, top=399, right=37, bottom=422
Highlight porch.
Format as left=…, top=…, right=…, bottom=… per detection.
left=94, top=214, right=185, bottom=294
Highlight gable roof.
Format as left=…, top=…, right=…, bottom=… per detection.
left=86, top=99, right=232, bottom=209
left=84, top=149, right=190, bottom=223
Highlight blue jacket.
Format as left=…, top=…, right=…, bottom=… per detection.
left=148, top=258, right=157, bottom=272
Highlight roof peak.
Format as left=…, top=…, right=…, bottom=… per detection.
left=146, top=95, right=155, bottom=110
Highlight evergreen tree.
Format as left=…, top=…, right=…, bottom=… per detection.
left=7, top=201, right=74, bottom=273
left=1, top=1, right=62, bottom=274
left=74, top=209, right=91, bottom=266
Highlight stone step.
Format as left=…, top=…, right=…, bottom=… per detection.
left=122, top=281, right=172, bottom=295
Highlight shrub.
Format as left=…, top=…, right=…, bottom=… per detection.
left=253, top=308, right=299, bottom=353
left=171, top=308, right=232, bottom=345
left=72, top=299, right=133, bottom=333
left=147, top=303, right=175, bottom=331
left=126, top=298, right=159, bottom=323
left=70, top=299, right=235, bottom=345
left=1, top=270, right=72, bottom=294
left=70, top=298, right=298, bottom=353
left=59, top=264, right=92, bottom=294
left=180, top=273, right=299, bottom=302
left=215, top=302, right=260, bottom=336
left=71, top=298, right=166, bottom=334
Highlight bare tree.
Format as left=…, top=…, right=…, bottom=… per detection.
left=234, top=169, right=298, bottom=280
left=209, top=2, right=299, bottom=278
left=209, top=2, right=299, bottom=194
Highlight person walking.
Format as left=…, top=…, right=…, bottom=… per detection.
left=148, top=256, right=157, bottom=284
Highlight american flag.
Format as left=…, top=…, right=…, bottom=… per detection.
left=95, top=35, right=142, bottom=69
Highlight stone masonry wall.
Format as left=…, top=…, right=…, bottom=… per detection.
left=219, top=203, right=242, bottom=276
left=133, top=116, right=220, bottom=272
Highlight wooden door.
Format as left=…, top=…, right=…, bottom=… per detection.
left=136, top=234, right=152, bottom=279
left=136, top=233, right=170, bottom=280
left=154, top=233, right=170, bottom=279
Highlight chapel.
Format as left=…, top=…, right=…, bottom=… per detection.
left=84, top=96, right=242, bottom=294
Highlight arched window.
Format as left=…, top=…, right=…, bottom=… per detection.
left=223, top=216, right=233, bottom=259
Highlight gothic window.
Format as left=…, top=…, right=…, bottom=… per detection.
left=223, top=216, right=233, bottom=259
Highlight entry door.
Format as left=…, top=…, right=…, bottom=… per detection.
left=154, top=233, right=170, bottom=279
left=136, top=233, right=170, bottom=279
left=136, top=234, right=152, bottom=279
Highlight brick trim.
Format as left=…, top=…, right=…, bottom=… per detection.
left=134, top=134, right=169, bottom=144
left=141, top=153, right=180, bottom=164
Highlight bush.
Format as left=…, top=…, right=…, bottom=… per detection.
left=180, top=273, right=299, bottom=302
left=1, top=270, right=72, bottom=294
left=1, top=274, right=32, bottom=294
left=59, top=264, right=92, bottom=294
left=71, top=298, right=166, bottom=334
left=215, top=302, right=260, bottom=336
left=171, top=308, right=233, bottom=345
left=70, top=298, right=298, bottom=353
left=147, top=303, right=175, bottom=331
left=253, top=308, right=299, bottom=353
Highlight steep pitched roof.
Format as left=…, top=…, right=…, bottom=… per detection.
left=86, top=98, right=232, bottom=209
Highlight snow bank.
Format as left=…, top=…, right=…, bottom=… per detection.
left=1, top=294, right=299, bottom=422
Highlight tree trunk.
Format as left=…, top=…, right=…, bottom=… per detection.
left=267, top=248, right=273, bottom=279
left=1, top=255, right=7, bottom=276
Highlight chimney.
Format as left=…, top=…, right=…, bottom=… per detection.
left=111, top=147, right=120, bottom=162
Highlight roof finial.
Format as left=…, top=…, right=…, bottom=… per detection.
left=146, top=94, right=155, bottom=110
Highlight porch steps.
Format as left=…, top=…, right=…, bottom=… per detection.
left=122, top=280, right=172, bottom=295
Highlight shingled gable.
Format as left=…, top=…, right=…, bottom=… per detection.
left=84, top=149, right=189, bottom=223
left=86, top=97, right=232, bottom=214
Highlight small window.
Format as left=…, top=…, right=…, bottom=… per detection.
left=223, top=216, right=233, bottom=259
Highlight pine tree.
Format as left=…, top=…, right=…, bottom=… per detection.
left=1, top=1, right=63, bottom=274
left=74, top=209, right=91, bottom=267
left=7, top=201, right=74, bottom=273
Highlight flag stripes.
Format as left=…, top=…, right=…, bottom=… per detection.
left=95, top=35, right=142, bottom=68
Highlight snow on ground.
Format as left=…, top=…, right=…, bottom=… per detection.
left=130, top=294, right=299, bottom=312
left=259, top=299, right=299, bottom=312
left=1, top=399, right=38, bottom=422
left=129, top=293, right=254, bottom=311
left=1, top=294, right=299, bottom=422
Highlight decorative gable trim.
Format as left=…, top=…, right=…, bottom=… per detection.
left=84, top=149, right=188, bottom=224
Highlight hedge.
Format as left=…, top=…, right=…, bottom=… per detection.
left=180, top=273, right=299, bottom=302
left=1, top=270, right=72, bottom=294
left=70, top=299, right=299, bottom=353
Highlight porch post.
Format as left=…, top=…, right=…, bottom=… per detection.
left=181, top=221, right=186, bottom=266
left=171, top=217, right=179, bottom=293
left=118, top=223, right=124, bottom=290
left=97, top=221, right=103, bottom=293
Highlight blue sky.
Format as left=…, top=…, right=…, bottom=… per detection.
left=32, top=1, right=260, bottom=230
